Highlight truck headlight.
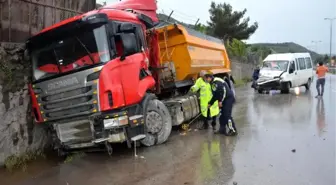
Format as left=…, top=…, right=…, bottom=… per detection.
left=103, top=116, right=128, bottom=129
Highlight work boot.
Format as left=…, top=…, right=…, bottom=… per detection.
left=200, top=123, right=209, bottom=130
left=211, top=122, right=216, bottom=131
left=228, top=130, right=238, bottom=136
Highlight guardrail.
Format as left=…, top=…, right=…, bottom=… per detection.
left=329, top=67, right=336, bottom=74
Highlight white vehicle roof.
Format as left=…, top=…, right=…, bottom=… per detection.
left=264, top=53, right=311, bottom=61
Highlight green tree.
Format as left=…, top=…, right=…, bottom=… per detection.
left=194, top=23, right=208, bottom=34
left=323, top=54, right=329, bottom=61
left=315, top=54, right=330, bottom=65
left=248, top=45, right=272, bottom=60
left=207, top=2, right=258, bottom=41
left=226, top=38, right=247, bottom=57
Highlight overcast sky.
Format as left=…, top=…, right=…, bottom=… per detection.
left=98, top=0, right=336, bottom=54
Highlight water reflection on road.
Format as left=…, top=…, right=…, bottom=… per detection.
left=4, top=75, right=336, bottom=185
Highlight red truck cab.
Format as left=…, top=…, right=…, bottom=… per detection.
left=26, top=0, right=170, bottom=155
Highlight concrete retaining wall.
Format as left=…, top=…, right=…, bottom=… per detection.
left=0, top=43, right=49, bottom=166
left=231, top=60, right=255, bottom=80
left=0, top=0, right=96, bottom=43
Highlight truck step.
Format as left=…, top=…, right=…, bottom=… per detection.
left=131, top=134, right=146, bottom=141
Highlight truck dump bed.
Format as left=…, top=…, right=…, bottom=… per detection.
left=155, top=23, right=231, bottom=82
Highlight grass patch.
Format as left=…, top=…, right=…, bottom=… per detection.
left=235, top=77, right=251, bottom=87
left=4, top=150, right=45, bottom=172
left=63, top=152, right=86, bottom=164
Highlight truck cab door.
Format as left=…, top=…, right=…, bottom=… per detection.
left=116, top=25, right=155, bottom=105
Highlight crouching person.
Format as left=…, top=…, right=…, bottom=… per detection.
left=251, top=66, right=260, bottom=90
left=190, top=71, right=220, bottom=130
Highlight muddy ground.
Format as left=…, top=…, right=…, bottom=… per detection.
left=1, top=75, right=335, bottom=185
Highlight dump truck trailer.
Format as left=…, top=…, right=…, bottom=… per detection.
left=26, top=0, right=232, bottom=155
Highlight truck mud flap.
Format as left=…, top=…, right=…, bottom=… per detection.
left=126, top=115, right=146, bottom=140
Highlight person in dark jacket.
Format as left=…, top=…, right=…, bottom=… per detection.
left=251, top=67, right=260, bottom=89
left=205, top=74, right=237, bottom=136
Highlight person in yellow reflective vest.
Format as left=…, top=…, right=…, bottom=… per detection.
left=190, top=70, right=220, bottom=130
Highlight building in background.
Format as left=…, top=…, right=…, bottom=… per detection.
left=0, top=0, right=96, bottom=43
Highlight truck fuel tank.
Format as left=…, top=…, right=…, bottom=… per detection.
left=163, top=94, right=200, bottom=126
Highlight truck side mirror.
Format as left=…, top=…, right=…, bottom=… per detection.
left=120, top=33, right=138, bottom=61
left=289, top=67, right=294, bottom=74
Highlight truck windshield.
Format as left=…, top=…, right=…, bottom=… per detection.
left=31, top=25, right=111, bottom=81
left=263, top=60, right=289, bottom=71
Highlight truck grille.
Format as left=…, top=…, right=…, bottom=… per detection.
left=40, top=85, right=98, bottom=121
left=32, top=66, right=103, bottom=122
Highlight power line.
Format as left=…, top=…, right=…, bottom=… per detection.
left=157, top=1, right=200, bottom=23
left=158, top=9, right=199, bottom=25
left=159, top=8, right=198, bottom=22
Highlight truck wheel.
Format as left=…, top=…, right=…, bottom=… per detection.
left=57, top=148, right=68, bottom=158
left=141, top=99, right=172, bottom=147
left=281, top=82, right=290, bottom=94
left=305, top=78, right=311, bottom=91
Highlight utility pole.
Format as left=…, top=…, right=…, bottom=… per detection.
left=324, top=17, right=336, bottom=59
left=311, top=40, right=322, bottom=53
left=167, top=10, right=174, bottom=22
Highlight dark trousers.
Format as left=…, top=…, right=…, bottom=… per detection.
left=219, top=97, right=237, bottom=134
left=202, top=109, right=216, bottom=128
left=251, top=79, right=257, bottom=89
left=316, top=78, right=326, bottom=96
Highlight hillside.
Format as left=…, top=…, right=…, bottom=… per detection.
left=250, top=42, right=321, bottom=61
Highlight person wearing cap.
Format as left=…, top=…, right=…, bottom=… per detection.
left=190, top=70, right=219, bottom=130
left=205, top=74, right=237, bottom=136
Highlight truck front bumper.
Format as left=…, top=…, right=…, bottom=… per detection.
left=52, top=111, right=145, bottom=150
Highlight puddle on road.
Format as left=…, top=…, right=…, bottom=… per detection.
left=0, top=151, right=62, bottom=185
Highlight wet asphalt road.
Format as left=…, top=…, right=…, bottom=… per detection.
left=13, top=75, right=336, bottom=185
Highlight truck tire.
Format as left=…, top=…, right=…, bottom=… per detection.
left=141, top=99, right=172, bottom=147
left=57, top=148, right=68, bottom=158
left=281, top=82, right=290, bottom=94
left=258, top=89, right=263, bottom=94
